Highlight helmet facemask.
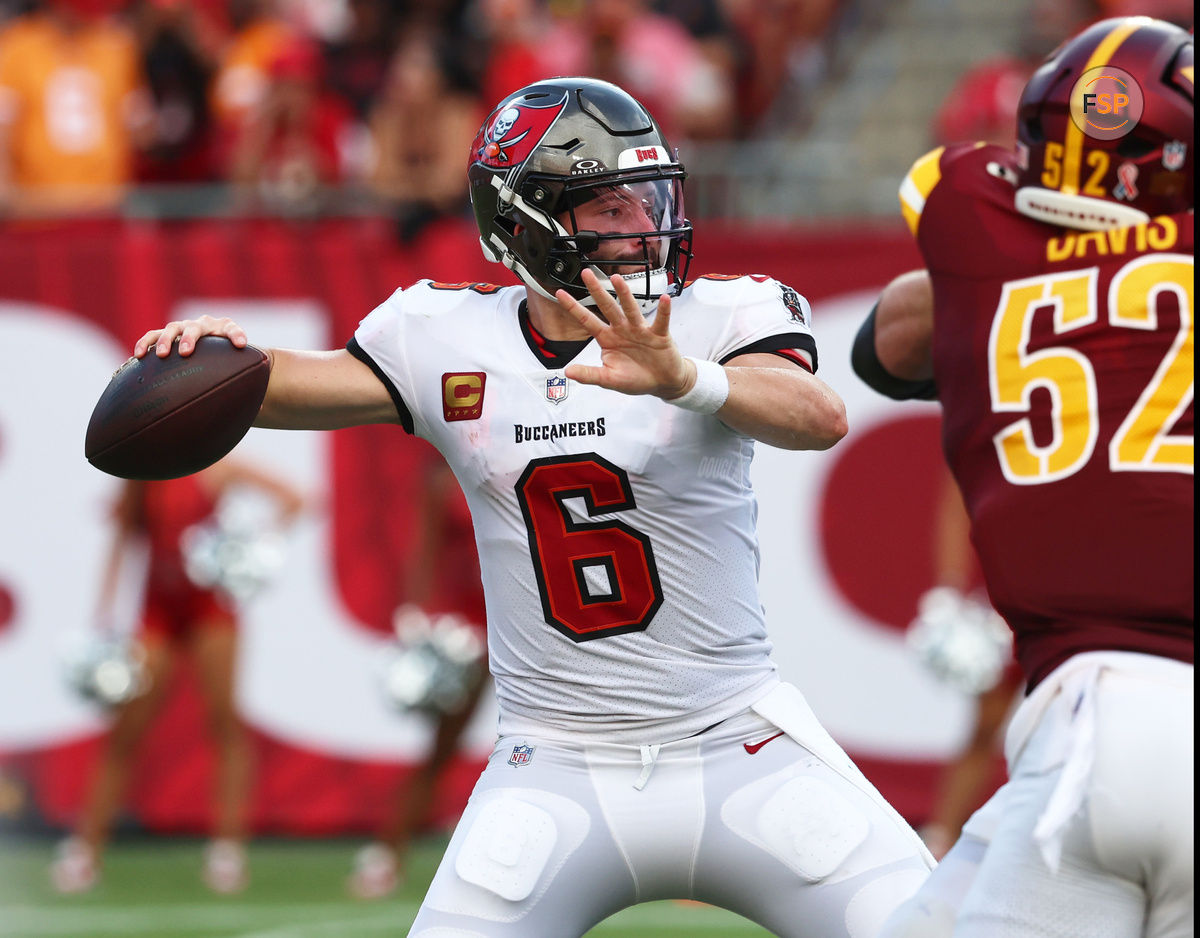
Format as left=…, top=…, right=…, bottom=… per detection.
left=544, top=169, right=691, bottom=306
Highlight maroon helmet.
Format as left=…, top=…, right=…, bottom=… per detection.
left=1015, top=17, right=1192, bottom=228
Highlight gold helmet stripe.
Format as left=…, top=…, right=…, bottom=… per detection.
left=1061, top=17, right=1150, bottom=194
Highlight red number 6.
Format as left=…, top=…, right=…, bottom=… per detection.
left=516, top=454, right=663, bottom=641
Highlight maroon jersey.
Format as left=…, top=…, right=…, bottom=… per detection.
left=901, top=142, right=1194, bottom=689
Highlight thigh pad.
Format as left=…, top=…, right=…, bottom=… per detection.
left=454, top=797, right=558, bottom=902
left=722, top=769, right=870, bottom=883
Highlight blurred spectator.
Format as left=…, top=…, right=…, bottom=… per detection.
left=367, top=28, right=482, bottom=243
left=348, top=456, right=488, bottom=900
left=654, top=0, right=741, bottom=122
left=723, top=0, right=843, bottom=136
left=0, top=0, right=34, bottom=28
left=130, top=0, right=223, bottom=182
left=537, top=0, right=735, bottom=141
left=929, top=0, right=1121, bottom=150
left=210, top=0, right=293, bottom=173
left=321, top=0, right=401, bottom=120
left=50, top=459, right=307, bottom=895
left=0, top=0, right=153, bottom=215
left=227, top=34, right=360, bottom=214
left=932, top=57, right=1030, bottom=149
left=470, top=0, right=550, bottom=110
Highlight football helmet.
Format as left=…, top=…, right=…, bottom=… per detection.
left=1015, top=16, right=1193, bottom=229
left=468, top=77, right=693, bottom=305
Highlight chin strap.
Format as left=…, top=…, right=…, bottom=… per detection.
left=1015, top=187, right=1151, bottom=231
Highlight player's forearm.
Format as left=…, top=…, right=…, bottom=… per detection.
left=718, top=366, right=848, bottom=450
left=255, top=348, right=401, bottom=430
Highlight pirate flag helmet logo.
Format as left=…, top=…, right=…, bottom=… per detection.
left=473, top=91, right=569, bottom=169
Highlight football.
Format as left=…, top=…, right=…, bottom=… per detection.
left=85, top=337, right=270, bottom=480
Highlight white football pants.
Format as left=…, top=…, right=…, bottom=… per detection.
left=880, top=651, right=1194, bottom=938
left=407, top=682, right=933, bottom=937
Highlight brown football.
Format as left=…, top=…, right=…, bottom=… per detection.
left=85, top=337, right=270, bottom=480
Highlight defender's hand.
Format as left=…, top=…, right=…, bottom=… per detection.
left=556, top=270, right=696, bottom=400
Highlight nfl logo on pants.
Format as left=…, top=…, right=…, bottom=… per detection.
left=508, top=744, right=535, bottom=766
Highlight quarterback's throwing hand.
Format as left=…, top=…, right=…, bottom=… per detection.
left=134, top=316, right=250, bottom=359
left=557, top=270, right=695, bottom=400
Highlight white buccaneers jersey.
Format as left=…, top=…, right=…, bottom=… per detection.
left=350, top=275, right=820, bottom=743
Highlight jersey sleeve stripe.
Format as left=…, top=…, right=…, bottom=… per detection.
left=768, top=347, right=814, bottom=372
left=898, top=146, right=945, bottom=237
left=719, top=333, right=818, bottom=373
left=1061, top=19, right=1142, bottom=194
left=346, top=336, right=415, bottom=434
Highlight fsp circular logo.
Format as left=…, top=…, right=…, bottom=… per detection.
left=1070, top=66, right=1144, bottom=139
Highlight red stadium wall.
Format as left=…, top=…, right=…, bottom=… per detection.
left=0, top=217, right=1003, bottom=836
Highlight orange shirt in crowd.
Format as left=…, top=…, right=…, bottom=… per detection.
left=211, top=17, right=293, bottom=130
left=0, top=13, right=148, bottom=210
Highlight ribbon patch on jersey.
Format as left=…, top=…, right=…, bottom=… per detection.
left=442, top=372, right=487, bottom=422
left=546, top=374, right=569, bottom=404
left=508, top=744, right=535, bottom=767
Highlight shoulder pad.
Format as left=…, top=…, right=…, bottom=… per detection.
left=405, top=279, right=507, bottom=317
left=685, top=273, right=812, bottom=330
left=685, top=273, right=780, bottom=304
left=899, top=142, right=992, bottom=237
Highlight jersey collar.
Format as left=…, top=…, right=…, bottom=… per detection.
left=518, top=301, right=592, bottom=368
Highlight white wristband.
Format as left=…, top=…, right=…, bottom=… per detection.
left=668, top=357, right=729, bottom=415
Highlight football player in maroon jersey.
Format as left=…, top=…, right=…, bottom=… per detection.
left=855, top=16, right=1193, bottom=938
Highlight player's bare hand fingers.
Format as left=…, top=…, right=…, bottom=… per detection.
left=152, top=322, right=186, bottom=357
left=582, top=269, right=625, bottom=326
left=651, top=295, right=672, bottom=335
left=134, top=330, right=164, bottom=358
left=564, top=363, right=604, bottom=386
left=555, top=290, right=607, bottom=336
left=610, top=274, right=646, bottom=326
left=179, top=316, right=246, bottom=355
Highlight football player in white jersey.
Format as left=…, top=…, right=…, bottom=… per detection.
left=134, top=77, right=933, bottom=937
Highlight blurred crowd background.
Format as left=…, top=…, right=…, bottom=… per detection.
left=0, top=0, right=1191, bottom=226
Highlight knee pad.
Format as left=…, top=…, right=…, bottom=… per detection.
left=453, top=797, right=559, bottom=902
left=723, top=771, right=870, bottom=882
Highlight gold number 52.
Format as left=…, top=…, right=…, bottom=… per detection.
left=989, top=255, right=1193, bottom=484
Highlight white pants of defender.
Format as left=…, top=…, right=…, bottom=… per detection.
left=881, top=651, right=1194, bottom=938
left=406, top=683, right=933, bottom=937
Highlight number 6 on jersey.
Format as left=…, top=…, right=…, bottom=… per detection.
left=516, top=454, right=664, bottom=641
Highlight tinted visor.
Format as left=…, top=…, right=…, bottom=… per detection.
left=560, top=176, right=686, bottom=273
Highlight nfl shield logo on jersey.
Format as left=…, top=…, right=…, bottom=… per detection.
left=508, top=744, right=535, bottom=767
left=546, top=374, right=568, bottom=404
